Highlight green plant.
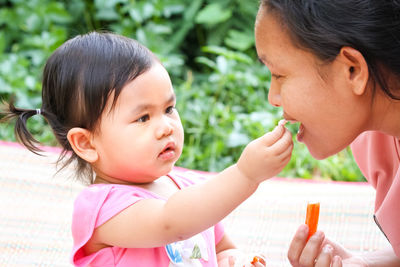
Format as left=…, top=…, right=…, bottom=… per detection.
left=0, top=0, right=365, bottom=181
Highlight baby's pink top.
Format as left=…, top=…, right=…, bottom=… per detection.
left=351, top=131, right=400, bottom=257
left=71, top=169, right=224, bottom=266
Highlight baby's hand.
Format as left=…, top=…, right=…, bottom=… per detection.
left=236, top=120, right=293, bottom=184
left=217, top=249, right=267, bottom=267
left=233, top=253, right=267, bottom=267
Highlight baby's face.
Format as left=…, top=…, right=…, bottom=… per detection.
left=91, top=62, right=184, bottom=184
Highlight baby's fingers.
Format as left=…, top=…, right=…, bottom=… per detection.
left=261, top=124, right=287, bottom=147
left=280, top=148, right=293, bottom=166
left=270, top=127, right=293, bottom=154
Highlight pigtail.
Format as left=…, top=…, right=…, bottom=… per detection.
left=0, top=98, right=43, bottom=155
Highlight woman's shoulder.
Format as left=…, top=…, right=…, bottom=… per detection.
left=351, top=130, right=397, bottom=148
left=351, top=130, right=400, bottom=185
left=352, top=132, right=400, bottom=258
left=351, top=130, right=399, bottom=161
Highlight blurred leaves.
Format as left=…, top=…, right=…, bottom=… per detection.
left=0, top=0, right=364, bottom=181
left=195, top=3, right=232, bottom=25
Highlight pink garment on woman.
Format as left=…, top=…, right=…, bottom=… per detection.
left=351, top=131, right=400, bottom=257
left=70, top=169, right=224, bottom=266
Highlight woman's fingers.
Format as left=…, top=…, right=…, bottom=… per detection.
left=321, top=237, right=352, bottom=260
left=332, top=256, right=343, bottom=267
left=315, top=244, right=334, bottom=267
left=316, top=250, right=342, bottom=267
left=287, top=224, right=309, bottom=266
left=299, top=231, right=325, bottom=266
left=288, top=225, right=346, bottom=267
left=288, top=224, right=328, bottom=267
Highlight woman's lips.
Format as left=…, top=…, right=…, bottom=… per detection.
left=282, top=115, right=304, bottom=142
left=297, top=123, right=305, bottom=142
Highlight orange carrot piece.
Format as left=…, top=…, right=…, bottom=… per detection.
left=305, top=202, right=320, bottom=240
left=251, top=256, right=260, bottom=264
left=251, top=255, right=266, bottom=265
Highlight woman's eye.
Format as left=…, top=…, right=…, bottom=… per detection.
left=136, top=114, right=149, bottom=122
left=272, top=74, right=283, bottom=80
left=166, top=106, right=175, bottom=114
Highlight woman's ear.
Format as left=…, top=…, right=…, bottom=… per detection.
left=67, top=128, right=98, bottom=163
left=338, top=46, right=369, bottom=96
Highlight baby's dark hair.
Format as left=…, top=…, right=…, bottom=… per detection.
left=260, top=0, right=400, bottom=99
left=1, top=32, right=155, bottom=184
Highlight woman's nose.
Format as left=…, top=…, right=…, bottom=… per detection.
left=268, top=82, right=282, bottom=107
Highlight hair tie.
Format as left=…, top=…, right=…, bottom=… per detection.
left=36, top=109, right=41, bottom=115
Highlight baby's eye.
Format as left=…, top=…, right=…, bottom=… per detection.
left=166, top=106, right=175, bottom=114
left=136, top=114, right=150, bottom=122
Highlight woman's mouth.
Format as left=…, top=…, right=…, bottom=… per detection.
left=297, top=123, right=305, bottom=142
left=282, top=115, right=303, bottom=142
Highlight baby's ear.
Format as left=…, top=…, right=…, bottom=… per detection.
left=67, top=128, right=98, bottom=163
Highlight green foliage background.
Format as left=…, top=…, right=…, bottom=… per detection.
left=0, top=0, right=364, bottom=181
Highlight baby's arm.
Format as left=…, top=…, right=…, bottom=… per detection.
left=87, top=124, right=293, bottom=251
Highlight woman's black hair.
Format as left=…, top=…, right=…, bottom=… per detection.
left=1, top=32, right=155, bottom=184
left=260, top=0, right=400, bottom=99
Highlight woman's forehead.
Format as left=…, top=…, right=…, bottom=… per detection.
left=255, top=14, right=294, bottom=68
left=255, top=11, right=322, bottom=73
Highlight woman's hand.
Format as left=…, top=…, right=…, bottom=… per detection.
left=287, top=224, right=369, bottom=267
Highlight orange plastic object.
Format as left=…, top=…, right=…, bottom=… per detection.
left=305, top=202, right=320, bottom=240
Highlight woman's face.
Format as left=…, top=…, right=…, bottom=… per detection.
left=255, top=8, right=370, bottom=159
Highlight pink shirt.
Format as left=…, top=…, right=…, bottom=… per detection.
left=351, top=131, right=400, bottom=257
left=71, top=169, right=224, bottom=266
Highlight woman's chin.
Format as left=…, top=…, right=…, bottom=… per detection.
left=309, top=151, right=330, bottom=160
left=304, top=142, right=333, bottom=160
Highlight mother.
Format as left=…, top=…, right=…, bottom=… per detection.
left=255, top=0, right=400, bottom=266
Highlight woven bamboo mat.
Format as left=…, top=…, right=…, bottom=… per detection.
left=0, top=141, right=390, bottom=266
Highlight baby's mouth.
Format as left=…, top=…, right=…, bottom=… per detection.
left=158, top=142, right=176, bottom=159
